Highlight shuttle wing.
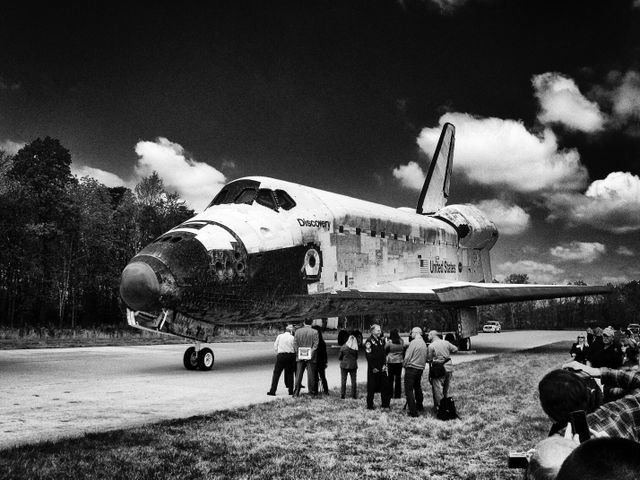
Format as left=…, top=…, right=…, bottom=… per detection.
left=328, top=277, right=611, bottom=307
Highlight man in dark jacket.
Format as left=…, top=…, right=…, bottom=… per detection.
left=293, top=318, right=319, bottom=396
left=364, top=324, right=391, bottom=409
left=589, top=326, right=623, bottom=369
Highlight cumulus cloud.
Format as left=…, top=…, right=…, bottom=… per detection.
left=532, top=72, right=606, bottom=132
left=609, top=71, right=640, bottom=121
left=134, top=137, right=226, bottom=211
left=496, top=260, right=565, bottom=284
left=392, top=161, right=426, bottom=190
left=0, top=139, right=25, bottom=155
left=616, top=246, right=635, bottom=256
left=71, top=165, right=127, bottom=188
left=550, top=241, right=606, bottom=263
left=545, top=171, right=640, bottom=233
left=415, top=112, right=589, bottom=192
left=476, top=199, right=530, bottom=235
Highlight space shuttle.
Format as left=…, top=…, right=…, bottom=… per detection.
left=119, top=123, right=610, bottom=370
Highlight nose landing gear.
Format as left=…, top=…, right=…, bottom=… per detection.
left=183, top=343, right=215, bottom=371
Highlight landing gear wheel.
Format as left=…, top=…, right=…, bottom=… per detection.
left=197, top=347, right=215, bottom=371
left=461, top=337, right=471, bottom=351
left=183, top=347, right=198, bottom=370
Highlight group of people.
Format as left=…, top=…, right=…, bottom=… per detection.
left=569, top=324, right=639, bottom=403
left=268, top=320, right=459, bottom=419
left=569, top=324, right=638, bottom=369
left=524, top=325, right=640, bottom=479
left=266, top=318, right=329, bottom=397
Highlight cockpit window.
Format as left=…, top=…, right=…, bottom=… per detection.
left=207, top=179, right=260, bottom=208
left=206, top=180, right=295, bottom=212
left=256, top=189, right=278, bottom=211
left=234, top=188, right=257, bottom=204
left=210, top=189, right=229, bottom=206
left=275, top=190, right=296, bottom=210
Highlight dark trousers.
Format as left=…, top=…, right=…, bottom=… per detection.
left=316, top=365, right=329, bottom=393
left=294, top=360, right=317, bottom=395
left=269, top=352, right=296, bottom=394
left=404, top=367, right=424, bottom=415
left=367, top=370, right=391, bottom=408
left=340, top=368, right=357, bottom=398
left=388, top=363, right=403, bottom=398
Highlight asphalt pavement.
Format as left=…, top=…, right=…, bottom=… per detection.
left=0, top=330, right=579, bottom=449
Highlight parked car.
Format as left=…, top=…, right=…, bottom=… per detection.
left=483, top=321, right=502, bottom=333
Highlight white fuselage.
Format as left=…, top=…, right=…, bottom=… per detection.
left=172, top=176, right=498, bottom=295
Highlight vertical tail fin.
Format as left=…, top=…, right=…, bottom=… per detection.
left=416, top=122, right=455, bottom=214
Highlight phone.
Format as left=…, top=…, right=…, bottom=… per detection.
left=570, top=410, right=591, bottom=443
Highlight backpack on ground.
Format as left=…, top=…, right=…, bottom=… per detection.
left=437, top=397, right=460, bottom=420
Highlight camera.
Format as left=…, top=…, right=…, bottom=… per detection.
left=508, top=451, right=529, bottom=469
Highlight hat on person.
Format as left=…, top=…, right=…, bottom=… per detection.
left=411, top=327, right=423, bottom=335
left=285, top=324, right=294, bottom=332
left=603, top=326, right=615, bottom=337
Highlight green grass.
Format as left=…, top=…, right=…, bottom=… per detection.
left=0, top=342, right=570, bottom=479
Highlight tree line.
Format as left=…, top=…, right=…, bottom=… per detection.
left=1, top=137, right=638, bottom=331
left=0, top=137, right=193, bottom=328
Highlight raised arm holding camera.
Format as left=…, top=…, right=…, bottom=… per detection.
left=538, top=360, right=640, bottom=441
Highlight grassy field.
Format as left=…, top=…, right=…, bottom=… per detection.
left=0, top=342, right=569, bottom=480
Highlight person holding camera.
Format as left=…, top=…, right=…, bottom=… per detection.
left=538, top=360, right=640, bottom=441
left=385, top=328, right=405, bottom=399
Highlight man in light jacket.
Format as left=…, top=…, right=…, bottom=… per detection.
left=403, top=327, right=428, bottom=417
left=293, top=318, right=319, bottom=396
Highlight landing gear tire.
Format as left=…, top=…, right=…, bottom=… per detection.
left=183, top=347, right=198, bottom=370
left=460, top=337, right=471, bottom=351
left=197, top=347, right=215, bottom=371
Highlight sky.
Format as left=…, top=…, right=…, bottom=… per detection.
left=1, top=0, right=640, bottom=286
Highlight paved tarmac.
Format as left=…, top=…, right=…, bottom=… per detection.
left=0, top=330, right=579, bottom=449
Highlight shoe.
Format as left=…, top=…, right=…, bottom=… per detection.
left=288, top=390, right=294, bottom=395
left=267, top=392, right=276, bottom=396
left=341, top=395, right=345, bottom=399
left=409, top=412, right=419, bottom=418
left=367, top=406, right=375, bottom=410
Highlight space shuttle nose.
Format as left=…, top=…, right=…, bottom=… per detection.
left=120, top=261, right=161, bottom=312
